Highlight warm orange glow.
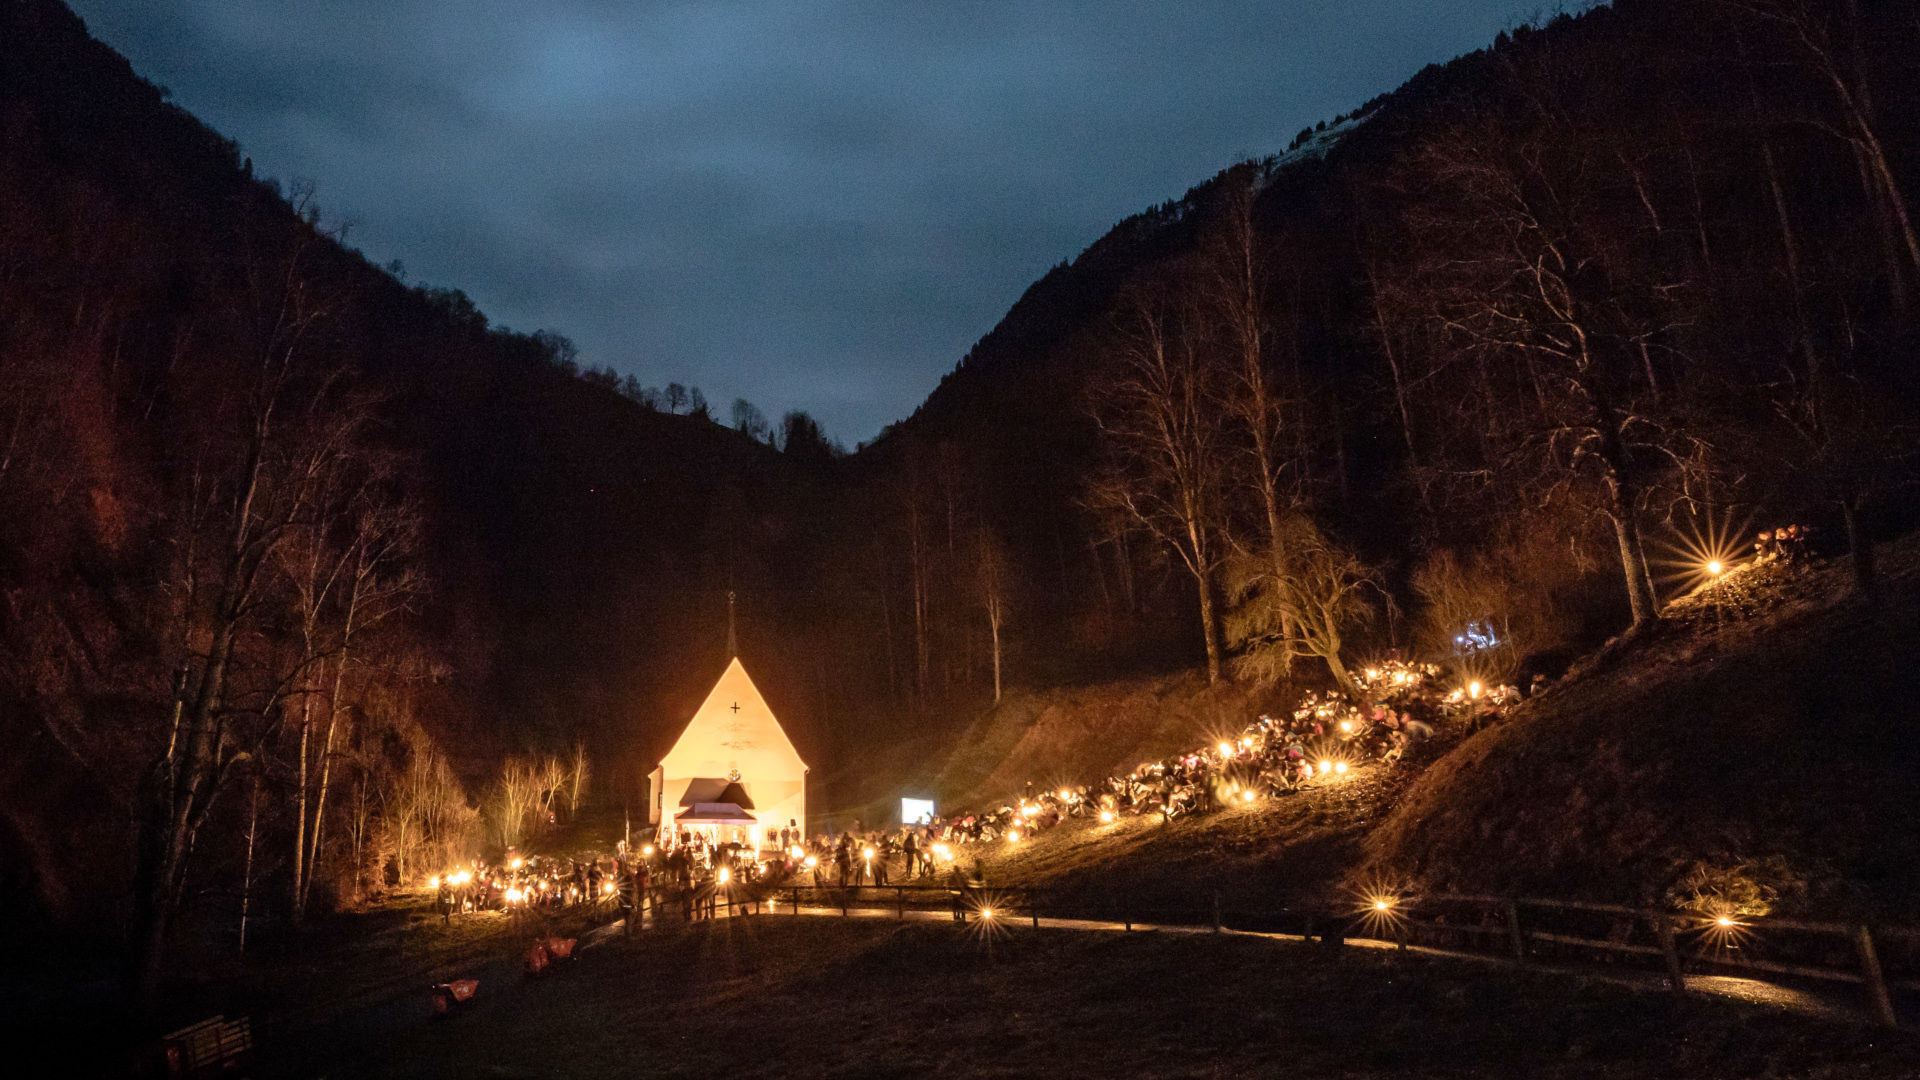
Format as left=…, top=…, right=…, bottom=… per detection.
left=1240, top=790, right=1256, bottom=803
left=603, top=881, right=616, bottom=895
left=641, top=845, right=654, bottom=857
left=1716, top=915, right=1735, bottom=928
left=1707, top=559, right=1725, bottom=576
left=1319, top=759, right=1333, bottom=773
left=980, top=908, right=995, bottom=920
left=1339, top=720, right=1353, bottom=733
left=789, top=845, right=804, bottom=858
left=509, top=857, right=524, bottom=870
left=1334, top=761, right=1348, bottom=775
left=804, top=855, right=818, bottom=868
left=428, top=875, right=440, bottom=889
left=1374, top=899, right=1392, bottom=911
left=1007, top=830, right=1021, bottom=842
left=718, top=868, right=731, bottom=884
left=1059, top=789, right=1073, bottom=801
left=1099, top=810, right=1115, bottom=823
left=449, top=870, right=472, bottom=886
left=505, top=887, right=524, bottom=903
left=1217, top=741, right=1233, bottom=757
left=1022, top=805, right=1039, bottom=818
left=863, top=848, right=875, bottom=860
left=1468, top=681, right=1482, bottom=699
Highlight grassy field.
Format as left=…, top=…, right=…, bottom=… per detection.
left=284, top=915, right=1918, bottom=1079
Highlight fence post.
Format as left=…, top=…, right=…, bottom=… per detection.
left=840, top=888, right=848, bottom=917
left=1030, top=889, right=1039, bottom=929
left=1656, top=915, right=1687, bottom=1002
left=1504, top=900, right=1527, bottom=964
left=1212, top=890, right=1222, bottom=934
left=897, top=886, right=906, bottom=920
left=1854, top=925, right=1900, bottom=1029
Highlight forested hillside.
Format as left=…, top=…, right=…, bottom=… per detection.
left=1, top=0, right=1916, bottom=1006
left=0, top=0, right=857, bottom=998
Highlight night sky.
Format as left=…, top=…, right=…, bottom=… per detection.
left=66, top=1, right=1539, bottom=445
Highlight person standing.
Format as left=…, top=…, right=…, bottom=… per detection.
left=902, top=832, right=919, bottom=879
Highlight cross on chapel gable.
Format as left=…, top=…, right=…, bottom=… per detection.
left=730, top=701, right=741, bottom=713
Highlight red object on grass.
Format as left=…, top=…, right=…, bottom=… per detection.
left=545, top=936, right=577, bottom=959
left=430, top=979, right=480, bottom=1013
left=523, top=943, right=550, bottom=974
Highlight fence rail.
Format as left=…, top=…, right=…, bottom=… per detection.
left=644, top=875, right=1914, bottom=1028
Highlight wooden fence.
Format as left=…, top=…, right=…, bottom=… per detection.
left=691, top=880, right=1915, bottom=1027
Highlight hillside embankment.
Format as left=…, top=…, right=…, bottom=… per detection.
left=942, top=536, right=1920, bottom=921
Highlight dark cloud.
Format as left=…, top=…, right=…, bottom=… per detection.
left=66, top=0, right=1541, bottom=444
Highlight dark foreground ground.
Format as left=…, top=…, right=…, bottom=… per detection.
left=281, top=915, right=1918, bottom=1079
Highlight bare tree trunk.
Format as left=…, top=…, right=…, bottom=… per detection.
left=290, top=692, right=312, bottom=922
left=879, top=580, right=898, bottom=707
left=988, top=600, right=1003, bottom=703
left=1371, top=279, right=1420, bottom=471
left=298, top=647, right=345, bottom=919
left=239, top=777, right=259, bottom=955
left=906, top=496, right=930, bottom=710
left=1840, top=494, right=1878, bottom=601
left=1606, top=482, right=1660, bottom=629
left=351, top=773, right=368, bottom=900
left=1114, top=527, right=1137, bottom=614
left=1088, top=537, right=1112, bottom=614
left=1188, top=518, right=1224, bottom=684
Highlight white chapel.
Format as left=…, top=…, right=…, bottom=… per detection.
left=649, top=655, right=807, bottom=851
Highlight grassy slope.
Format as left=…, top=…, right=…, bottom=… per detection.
left=959, top=771, right=1410, bottom=919
left=1364, top=539, right=1920, bottom=919
left=934, top=673, right=1292, bottom=810
left=314, top=917, right=1916, bottom=1080
left=933, top=540, right=1920, bottom=923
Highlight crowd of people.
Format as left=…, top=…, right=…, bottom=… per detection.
left=429, top=854, right=621, bottom=921
left=1754, top=524, right=1816, bottom=563
left=931, top=659, right=1516, bottom=848
left=424, top=661, right=1523, bottom=921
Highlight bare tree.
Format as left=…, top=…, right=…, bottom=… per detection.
left=974, top=526, right=1012, bottom=703
left=382, top=734, right=469, bottom=884
left=1224, top=517, right=1379, bottom=704
left=1394, top=48, right=1709, bottom=631
left=1204, top=166, right=1303, bottom=675
left=1730, top=0, right=1919, bottom=293
left=566, top=739, right=591, bottom=818
left=1090, top=280, right=1233, bottom=682
left=296, top=487, right=423, bottom=919
left=129, top=237, right=363, bottom=1005
left=490, top=757, right=544, bottom=849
